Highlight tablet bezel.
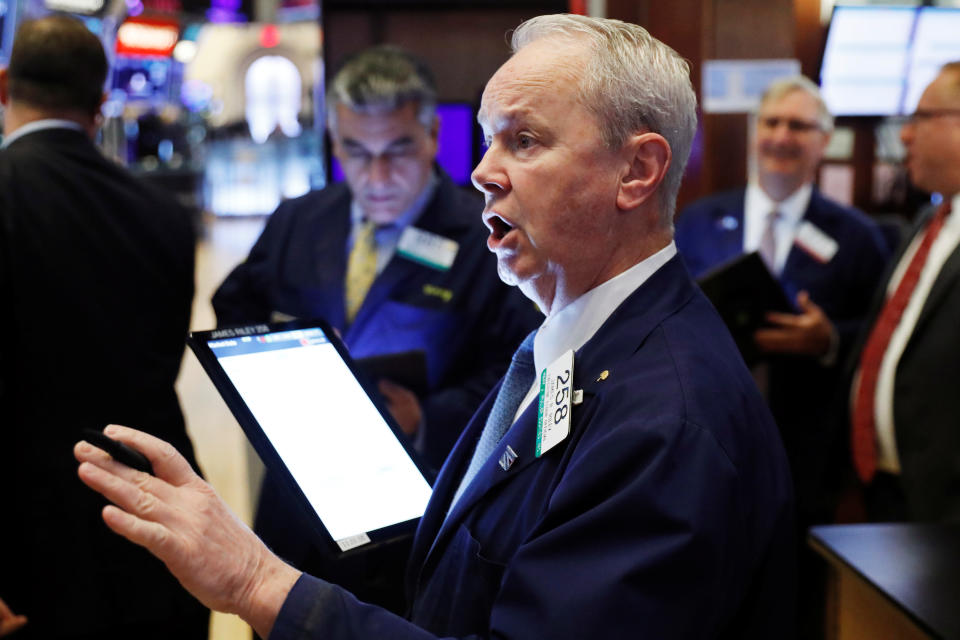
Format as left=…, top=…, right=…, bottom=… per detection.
left=187, top=318, right=434, bottom=556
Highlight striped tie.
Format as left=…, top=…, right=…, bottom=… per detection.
left=450, top=330, right=538, bottom=511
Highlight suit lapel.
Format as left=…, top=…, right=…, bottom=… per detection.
left=714, top=195, right=746, bottom=261
left=911, top=239, right=960, bottom=338
left=409, top=256, right=699, bottom=580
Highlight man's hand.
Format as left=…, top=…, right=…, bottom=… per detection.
left=379, top=380, right=423, bottom=436
left=0, top=597, right=27, bottom=637
left=754, top=290, right=836, bottom=357
left=74, top=425, right=301, bottom=639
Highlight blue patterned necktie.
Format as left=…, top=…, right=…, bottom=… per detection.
left=450, top=330, right=538, bottom=511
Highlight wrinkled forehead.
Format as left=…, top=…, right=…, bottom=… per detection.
left=478, top=39, right=586, bottom=130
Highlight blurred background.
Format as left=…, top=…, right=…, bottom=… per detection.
left=2, top=0, right=959, bottom=636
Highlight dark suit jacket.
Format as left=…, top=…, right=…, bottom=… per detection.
left=0, top=127, right=205, bottom=637
left=675, top=188, right=890, bottom=521
left=846, top=205, right=960, bottom=521
left=269, top=256, right=796, bottom=640
left=213, top=173, right=540, bottom=467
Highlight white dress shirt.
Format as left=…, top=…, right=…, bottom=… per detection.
left=867, top=193, right=960, bottom=474
left=512, top=242, right=679, bottom=422
left=0, top=119, right=85, bottom=149
left=743, top=182, right=812, bottom=275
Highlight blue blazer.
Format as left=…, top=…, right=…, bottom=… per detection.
left=270, top=256, right=796, bottom=639
left=675, top=188, right=890, bottom=521
left=213, top=172, right=541, bottom=467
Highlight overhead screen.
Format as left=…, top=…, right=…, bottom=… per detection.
left=820, top=5, right=960, bottom=116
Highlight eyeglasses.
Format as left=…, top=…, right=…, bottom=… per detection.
left=757, top=116, right=823, bottom=133
left=896, top=109, right=960, bottom=125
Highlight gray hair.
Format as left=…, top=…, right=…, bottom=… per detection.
left=326, top=46, right=437, bottom=132
left=758, top=76, right=834, bottom=133
left=512, top=14, right=698, bottom=223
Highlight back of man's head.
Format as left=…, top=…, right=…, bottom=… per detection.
left=510, top=14, right=697, bottom=223
left=325, top=46, right=437, bottom=132
left=7, top=15, right=107, bottom=116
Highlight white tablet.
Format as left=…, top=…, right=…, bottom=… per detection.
left=188, top=319, right=433, bottom=553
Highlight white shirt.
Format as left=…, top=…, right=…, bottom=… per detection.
left=743, top=182, right=812, bottom=275
left=0, top=119, right=86, bottom=149
left=867, top=193, right=960, bottom=474
left=512, top=242, right=679, bottom=422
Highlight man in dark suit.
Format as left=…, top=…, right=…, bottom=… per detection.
left=849, top=61, right=960, bottom=522
left=76, top=14, right=795, bottom=638
left=676, top=77, right=890, bottom=528
left=213, top=47, right=538, bottom=471
left=0, top=15, right=207, bottom=640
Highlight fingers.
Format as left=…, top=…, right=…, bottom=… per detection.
left=0, top=597, right=28, bottom=637
left=77, top=457, right=177, bottom=526
left=764, top=311, right=805, bottom=327
left=100, top=504, right=176, bottom=558
left=103, top=425, right=199, bottom=487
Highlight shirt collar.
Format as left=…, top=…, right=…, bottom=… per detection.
left=1, top=119, right=86, bottom=149
left=349, top=170, right=439, bottom=231
left=746, top=181, right=812, bottom=227
left=533, top=241, right=678, bottom=374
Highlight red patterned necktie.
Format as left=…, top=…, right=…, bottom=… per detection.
left=851, top=201, right=952, bottom=483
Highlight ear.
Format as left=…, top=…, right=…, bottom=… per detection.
left=616, top=132, right=671, bottom=211
left=0, top=68, right=9, bottom=108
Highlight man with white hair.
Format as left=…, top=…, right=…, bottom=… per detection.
left=676, top=77, right=890, bottom=528
left=75, top=15, right=795, bottom=638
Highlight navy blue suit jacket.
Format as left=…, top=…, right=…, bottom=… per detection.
left=675, top=188, right=890, bottom=521
left=270, top=255, right=796, bottom=639
left=213, top=173, right=540, bottom=467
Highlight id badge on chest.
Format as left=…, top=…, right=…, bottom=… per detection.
left=536, top=349, right=575, bottom=457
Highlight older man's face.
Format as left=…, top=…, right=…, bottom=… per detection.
left=331, top=102, right=438, bottom=225
left=472, top=39, right=624, bottom=314
left=900, top=70, right=960, bottom=197
left=754, top=89, right=829, bottom=200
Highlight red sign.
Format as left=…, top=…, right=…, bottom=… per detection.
left=116, top=18, right=180, bottom=58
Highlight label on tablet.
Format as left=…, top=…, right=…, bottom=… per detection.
left=397, top=227, right=459, bottom=271
left=536, top=350, right=574, bottom=457
left=336, top=533, right=371, bottom=552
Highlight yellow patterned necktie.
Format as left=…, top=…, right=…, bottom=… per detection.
left=345, top=220, right=378, bottom=323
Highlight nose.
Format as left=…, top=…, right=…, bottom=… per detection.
left=368, top=155, right=391, bottom=185
left=471, top=145, right=508, bottom=197
left=900, top=121, right=915, bottom=147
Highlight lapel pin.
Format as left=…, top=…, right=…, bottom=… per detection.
left=499, top=445, right=518, bottom=471
left=596, top=370, right=609, bottom=382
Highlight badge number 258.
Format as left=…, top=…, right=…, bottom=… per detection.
left=536, top=349, right=574, bottom=457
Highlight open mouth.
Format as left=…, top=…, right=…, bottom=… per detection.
left=484, top=213, right=515, bottom=240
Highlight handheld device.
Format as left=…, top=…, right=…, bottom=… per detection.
left=81, top=428, right=153, bottom=474
left=187, top=319, right=434, bottom=553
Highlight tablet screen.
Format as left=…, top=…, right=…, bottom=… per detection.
left=201, top=325, right=432, bottom=551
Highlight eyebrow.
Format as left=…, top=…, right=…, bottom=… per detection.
left=341, top=136, right=416, bottom=151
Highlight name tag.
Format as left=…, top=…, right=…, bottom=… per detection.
left=536, top=350, right=574, bottom=457
left=794, top=221, right=838, bottom=264
left=397, top=227, right=459, bottom=271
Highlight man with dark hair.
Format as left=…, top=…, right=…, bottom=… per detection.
left=0, top=15, right=207, bottom=639
left=77, top=15, right=794, bottom=639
